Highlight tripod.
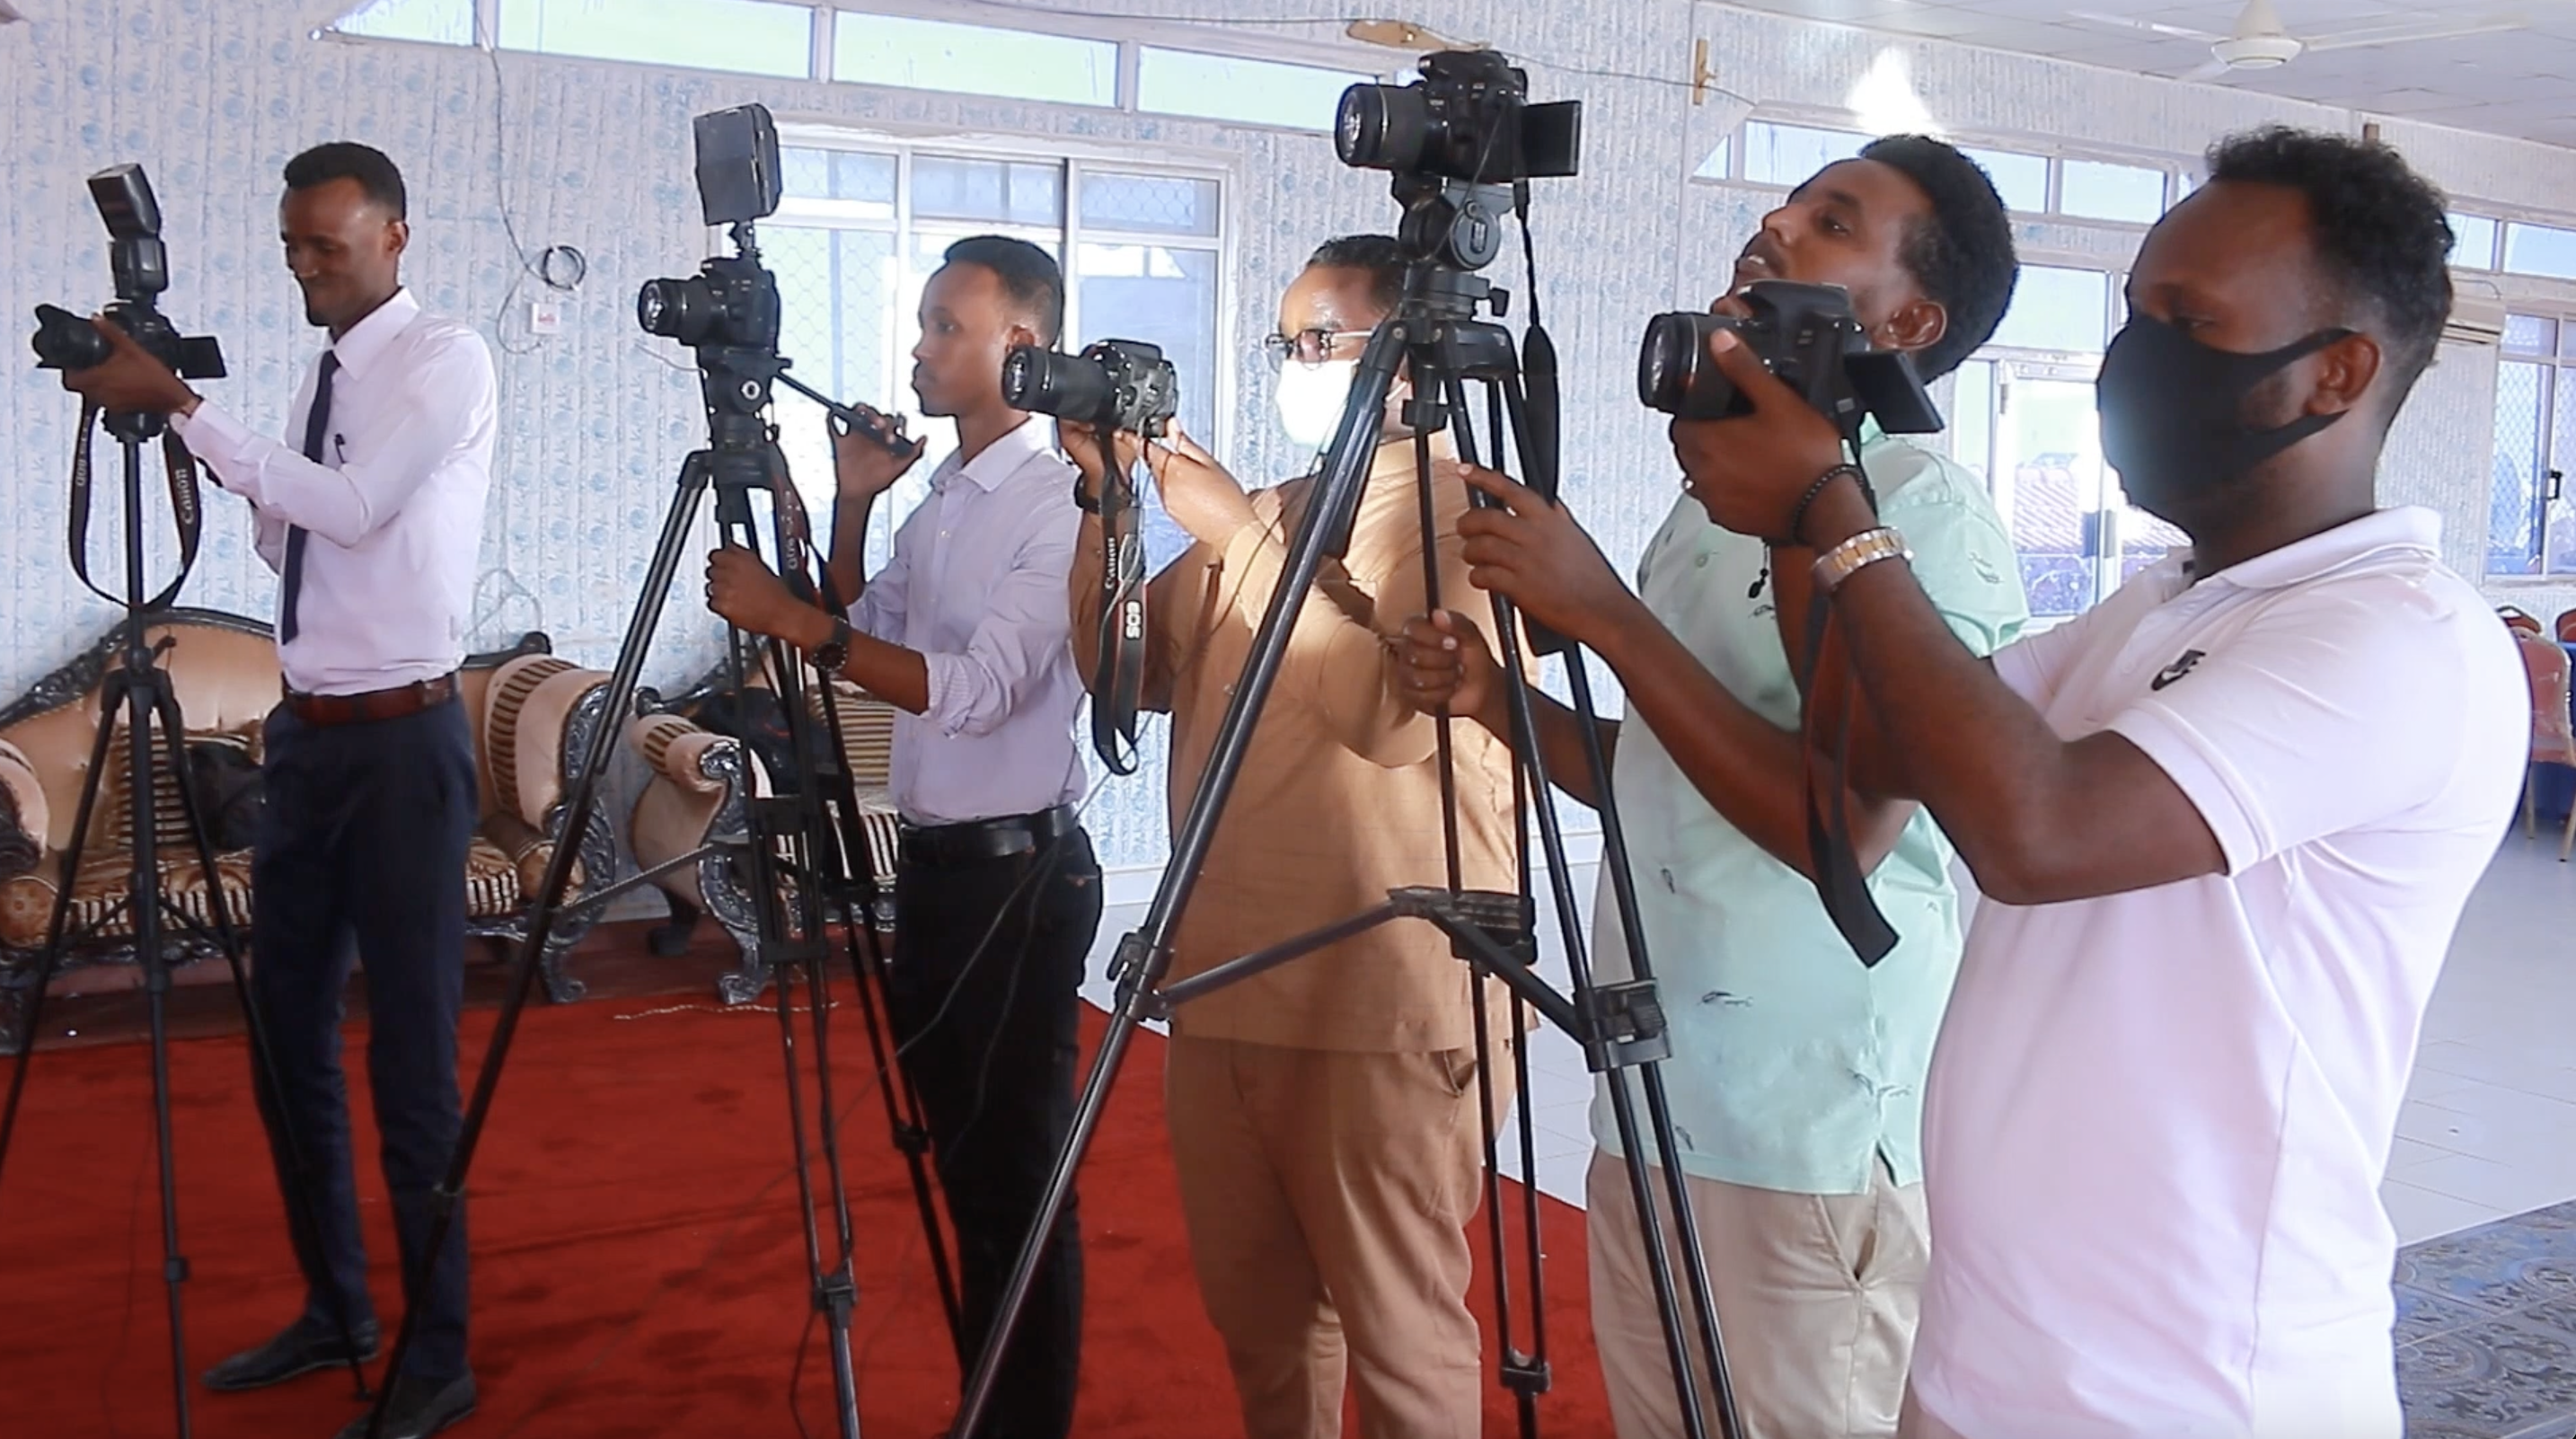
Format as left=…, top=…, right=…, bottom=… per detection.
left=953, top=256, right=1745, bottom=1439
left=0, top=410, right=374, bottom=1436
left=357, top=286, right=964, bottom=1436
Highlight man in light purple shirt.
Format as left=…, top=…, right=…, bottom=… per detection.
left=706, top=234, right=1099, bottom=1439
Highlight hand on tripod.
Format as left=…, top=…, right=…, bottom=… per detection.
left=1394, top=609, right=1504, bottom=733
left=1456, top=467, right=1638, bottom=649
left=57, top=315, right=199, bottom=417
left=707, top=545, right=828, bottom=649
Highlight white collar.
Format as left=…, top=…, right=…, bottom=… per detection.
left=946, top=414, right=1055, bottom=493
left=327, top=287, right=421, bottom=380
left=2201, top=507, right=2444, bottom=591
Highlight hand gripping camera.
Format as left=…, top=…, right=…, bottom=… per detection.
left=31, top=164, right=227, bottom=437
left=1001, top=339, right=1180, bottom=439
left=1637, top=279, right=1940, bottom=437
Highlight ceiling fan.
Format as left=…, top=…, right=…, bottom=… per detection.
left=2070, top=0, right=2526, bottom=82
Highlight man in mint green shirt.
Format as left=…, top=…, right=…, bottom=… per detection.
left=1396, top=137, right=2027, bottom=1438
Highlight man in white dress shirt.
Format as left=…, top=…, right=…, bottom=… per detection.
left=65, top=141, right=491, bottom=1439
left=1621, top=126, right=2525, bottom=1439
left=706, top=234, right=1100, bottom=1439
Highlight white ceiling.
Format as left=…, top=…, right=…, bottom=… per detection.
left=1719, top=0, right=2576, bottom=148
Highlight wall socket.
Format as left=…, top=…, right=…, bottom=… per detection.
left=529, top=297, right=563, bottom=336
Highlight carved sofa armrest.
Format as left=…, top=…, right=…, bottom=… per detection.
left=0, top=739, right=43, bottom=881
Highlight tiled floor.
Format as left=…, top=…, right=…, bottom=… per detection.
left=1087, top=826, right=2576, bottom=1229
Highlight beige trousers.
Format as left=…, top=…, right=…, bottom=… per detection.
left=1164, top=1030, right=1514, bottom=1439
left=1585, top=1149, right=1930, bottom=1439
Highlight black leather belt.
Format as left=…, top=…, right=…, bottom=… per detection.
left=898, top=803, right=1079, bottom=868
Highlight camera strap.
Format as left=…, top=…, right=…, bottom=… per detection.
left=1795, top=468, right=1899, bottom=969
left=1089, top=424, right=1147, bottom=775
left=66, top=400, right=205, bottom=612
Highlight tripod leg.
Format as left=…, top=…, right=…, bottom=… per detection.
left=363, top=450, right=717, bottom=1438
left=839, top=899, right=966, bottom=1355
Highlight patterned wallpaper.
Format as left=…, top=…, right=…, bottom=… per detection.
left=5, top=0, right=2575, bottom=870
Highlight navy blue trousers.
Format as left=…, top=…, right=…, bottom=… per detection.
left=885, top=826, right=1103, bottom=1439
left=249, top=698, right=475, bottom=1381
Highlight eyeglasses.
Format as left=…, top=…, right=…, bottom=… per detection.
left=1259, top=327, right=1375, bottom=368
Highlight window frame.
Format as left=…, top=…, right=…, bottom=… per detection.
left=2489, top=310, right=2576, bottom=580
left=1698, top=112, right=2190, bottom=229
left=320, top=0, right=1394, bottom=133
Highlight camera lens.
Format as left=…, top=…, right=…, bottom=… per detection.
left=1637, top=312, right=1736, bottom=419
left=636, top=276, right=714, bottom=345
left=30, top=303, right=112, bottom=371
left=1001, top=344, right=1115, bottom=426
left=1336, top=84, right=1429, bottom=173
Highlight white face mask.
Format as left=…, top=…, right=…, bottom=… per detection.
left=1275, top=358, right=1359, bottom=453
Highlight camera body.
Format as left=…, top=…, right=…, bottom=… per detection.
left=1638, top=280, right=1941, bottom=436
left=1337, top=49, right=1580, bottom=186
left=637, top=252, right=781, bottom=355
left=31, top=165, right=226, bottom=390
left=1001, top=340, right=1179, bottom=439
left=1337, top=51, right=1583, bottom=275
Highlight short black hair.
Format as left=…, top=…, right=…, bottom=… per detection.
left=2205, top=125, right=2455, bottom=402
left=941, top=234, right=1063, bottom=345
left=283, top=141, right=407, bottom=220
left=1856, top=136, right=2017, bottom=381
left=1306, top=234, right=1406, bottom=317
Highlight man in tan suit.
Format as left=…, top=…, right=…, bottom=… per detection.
left=1061, top=234, right=1518, bottom=1438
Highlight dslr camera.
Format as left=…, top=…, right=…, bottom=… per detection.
left=1001, top=340, right=1179, bottom=439
left=1638, top=279, right=1940, bottom=436
left=1334, top=49, right=1581, bottom=272
left=637, top=104, right=785, bottom=429
left=32, top=164, right=227, bottom=428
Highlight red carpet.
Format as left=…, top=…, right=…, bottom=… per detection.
left=0, top=992, right=1610, bottom=1436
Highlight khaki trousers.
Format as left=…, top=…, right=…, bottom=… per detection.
left=1586, top=1149, right=1930, bottom=1439
left=1164, top=1030, right=1514, bottom=1439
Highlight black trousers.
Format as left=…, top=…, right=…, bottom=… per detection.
left=884, top=825, right=1102, bottom=1439
left=249, top=699, right=476, bottom=1381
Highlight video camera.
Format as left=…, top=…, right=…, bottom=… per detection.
left=1001, top=339, right=1179, bottom=440
left=31, top=164, right=227, bottom=432
left=1638, top=279, right=1940, bottom=437
left=1336, top=49, right=1580, bottom=273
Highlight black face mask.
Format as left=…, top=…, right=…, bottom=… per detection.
left=2095, top=313, right=2352, bottom=523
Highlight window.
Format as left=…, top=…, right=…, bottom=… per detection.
left=1945, top=264, right=2184, bottom=619
left=1136, top=49, right=1372, bottom=131
left=2057, top=159, right=2165, bottom=224
left=1740, top=122, right=1865, bottom=187
left=761, top=141, right=1225, bottom=579
left=834, top=14, right=1116, bottom=107
left=2488, top=313, right=2576, bottom=577
left=2450, top=212, right=2501, bottom=269
left=332, top=0, right=472, bottom=44
left=1691, top=137, right=1732, bottom=181
left=1961, top=146, right=2049, bottom=214
left=323, top=1, right=1381, bottom=126
left=2505, top=222, right=2576, bottom=281
left=497, top=0, right=813, bottom=76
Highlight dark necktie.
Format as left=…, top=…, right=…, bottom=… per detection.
left=279, top=349, right=339, bottom=645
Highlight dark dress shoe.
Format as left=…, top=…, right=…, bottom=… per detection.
left=331, top=1372, right=477, bottom=1439
left=202, top=1314, right=381, bottom=1392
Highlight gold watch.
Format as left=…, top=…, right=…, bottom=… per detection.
left=1811, top=527, right=1912, bottom=595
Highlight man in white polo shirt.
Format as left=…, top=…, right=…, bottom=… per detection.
left=1513, top=127, right=2525, bottom=1437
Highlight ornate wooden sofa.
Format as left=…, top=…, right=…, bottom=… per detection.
left=625, top=668, right=901, bottom=1005
left=0, top=609, right=620, bottom=1050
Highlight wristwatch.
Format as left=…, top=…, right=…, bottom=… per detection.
left=1811, top=526, right=1912, bottom=595
left=810, top=615, right=852, bottom=673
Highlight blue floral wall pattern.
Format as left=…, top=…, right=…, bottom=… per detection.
left=5, top=0, right=2575, bottom=872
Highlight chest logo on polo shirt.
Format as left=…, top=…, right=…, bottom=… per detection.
left=2150, top=649, right=2207, bottom=691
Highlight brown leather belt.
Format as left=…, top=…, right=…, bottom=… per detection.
left=283, top=672, right=459, bottom=728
